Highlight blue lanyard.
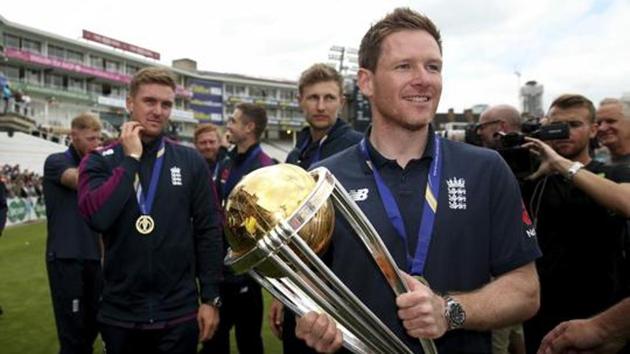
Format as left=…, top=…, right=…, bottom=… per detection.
left=134, top=138, right=165, bottom=215
left=299, top=135, right=327, bottom=168
left=212, top=162, right=220, bottom=182
left=223, top=145, right=262, bottom=198
left=358, top=134, right=442, bottom=275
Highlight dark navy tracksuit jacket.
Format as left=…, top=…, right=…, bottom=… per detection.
left=78, top=136, right=223, bottom=323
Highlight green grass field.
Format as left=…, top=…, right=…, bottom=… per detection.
left=0, top=221, right=283, bottom=353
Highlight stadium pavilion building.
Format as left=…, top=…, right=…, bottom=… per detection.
left=0, top=14, right=303, bottom=143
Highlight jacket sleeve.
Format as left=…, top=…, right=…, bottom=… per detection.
left=44, top=153, right=72, bottom=188
left=78, top=151, right=139, bottom=232
left=191, top=153, right=223, bottom=301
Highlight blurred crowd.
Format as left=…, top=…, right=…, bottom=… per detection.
left=1, top=163, right=43, bottom=199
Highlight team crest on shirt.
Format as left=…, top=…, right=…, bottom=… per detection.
left=349, top=188, right=369, bottom=202
left=101, top=148, right=114, bottom=156
left=446, top=177, right=467, bottom=210
left=170, top=167, right=182, bottom=186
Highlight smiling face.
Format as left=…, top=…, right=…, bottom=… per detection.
left=126, top=83, right=175, bottom=139
left=358, top=30, right=442, bottom=131
left=195, top=130, right=221, bottom=162
left=226, top=108, right=253, bottom=145
left=596, top=103, right=630, bottom=154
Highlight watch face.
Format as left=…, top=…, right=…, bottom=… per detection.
left=451, top=304, right=465, bottom=325
left=446, top=298, right=466, bottom=329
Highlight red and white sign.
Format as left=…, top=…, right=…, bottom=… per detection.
left=5, top=48, right=192, bottom=98
left=82, top=30, right=160, bottom=60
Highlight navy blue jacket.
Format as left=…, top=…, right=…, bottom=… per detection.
left=44, top=145, right=100, bottom=260
left=286, top=118, right=362, bottom=169
left=78, top=137, right=223, bottom=323
left=216, top=143, right=275, bottom=202
left=216, top=143, right=275, bottom=283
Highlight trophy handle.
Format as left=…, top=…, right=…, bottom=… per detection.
left=313, top=168, right=439, bottom=354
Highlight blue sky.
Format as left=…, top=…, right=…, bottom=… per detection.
left=1, top=0, right=628, bottom=112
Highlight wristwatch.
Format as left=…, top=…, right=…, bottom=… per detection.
left=443, top=295, right=466, bottom=330
left=203, top=296, right=222, bottom=308
left=566, top=161, right=584, bottom=181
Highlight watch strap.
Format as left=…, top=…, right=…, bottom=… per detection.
left=566, top=161, right=584, bottom=181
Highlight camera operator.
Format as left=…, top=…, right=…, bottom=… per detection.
left=477, top=105, right=522, bottom=149
left=520, top=94, right=630, bottom=353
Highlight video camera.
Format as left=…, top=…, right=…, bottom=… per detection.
left=496, top=121, right=570, bottom=179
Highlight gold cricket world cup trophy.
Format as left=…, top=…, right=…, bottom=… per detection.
left=224, top=164, right=438, bottom=354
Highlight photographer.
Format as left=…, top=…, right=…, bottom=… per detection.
left=520, top=94, right=630, bottom=353
left=476, top=105, right=567, bottom=181
left=477, top=105, right=522, bottom=149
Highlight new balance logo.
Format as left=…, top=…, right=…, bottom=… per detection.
left=349, top=188, right=369, bottom=202
left=446, top=177, right=467, bottom=210
left=526, top=228, right=537, bottom=238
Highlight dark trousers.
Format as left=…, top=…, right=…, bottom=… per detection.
left=46, top=259, right=102, bottom=354
left=200, top=280, right=264, bottom=354
left=100, top=319, right=199, bottom=354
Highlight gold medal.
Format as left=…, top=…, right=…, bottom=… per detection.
left=136, top=215, right=155, bottom=235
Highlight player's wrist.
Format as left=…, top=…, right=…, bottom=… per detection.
left=127, top=153, right=141, bottom=161
left=564, top=161, right=584, bottom=181
left=202, top=296, right=222, bottom=308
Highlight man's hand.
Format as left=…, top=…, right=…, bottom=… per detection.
left=120, top=121, right=144, bottom=158
left=295, top=312, right=343, bottom=353
left=522, top=137, right=572, bottom=180
left=537, top=319, right=625, bottom=354
left=396, top=272, right=448, bottom=339
left=269, top=298, right=284, bottom=339
left=197, top=303, right=220, bottom=342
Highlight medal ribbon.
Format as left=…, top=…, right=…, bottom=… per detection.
left=134, top=138, right=165, bottom=216
left=212, top=162, right=220, bottom=182
left=358, top=133, right=442, bottom=275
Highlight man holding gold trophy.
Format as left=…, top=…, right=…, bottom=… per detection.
left=295, top=7, right=542, bottom=353
left=221, top=8, right=541, bottom=354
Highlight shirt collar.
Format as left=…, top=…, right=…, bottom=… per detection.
left=304, top=117, right=344, bottom=146
left=363, top=124, right=436, bottom=170
left=232, top=142, right=261, bottom=162
left=142, top=134, right=165, bottom=153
